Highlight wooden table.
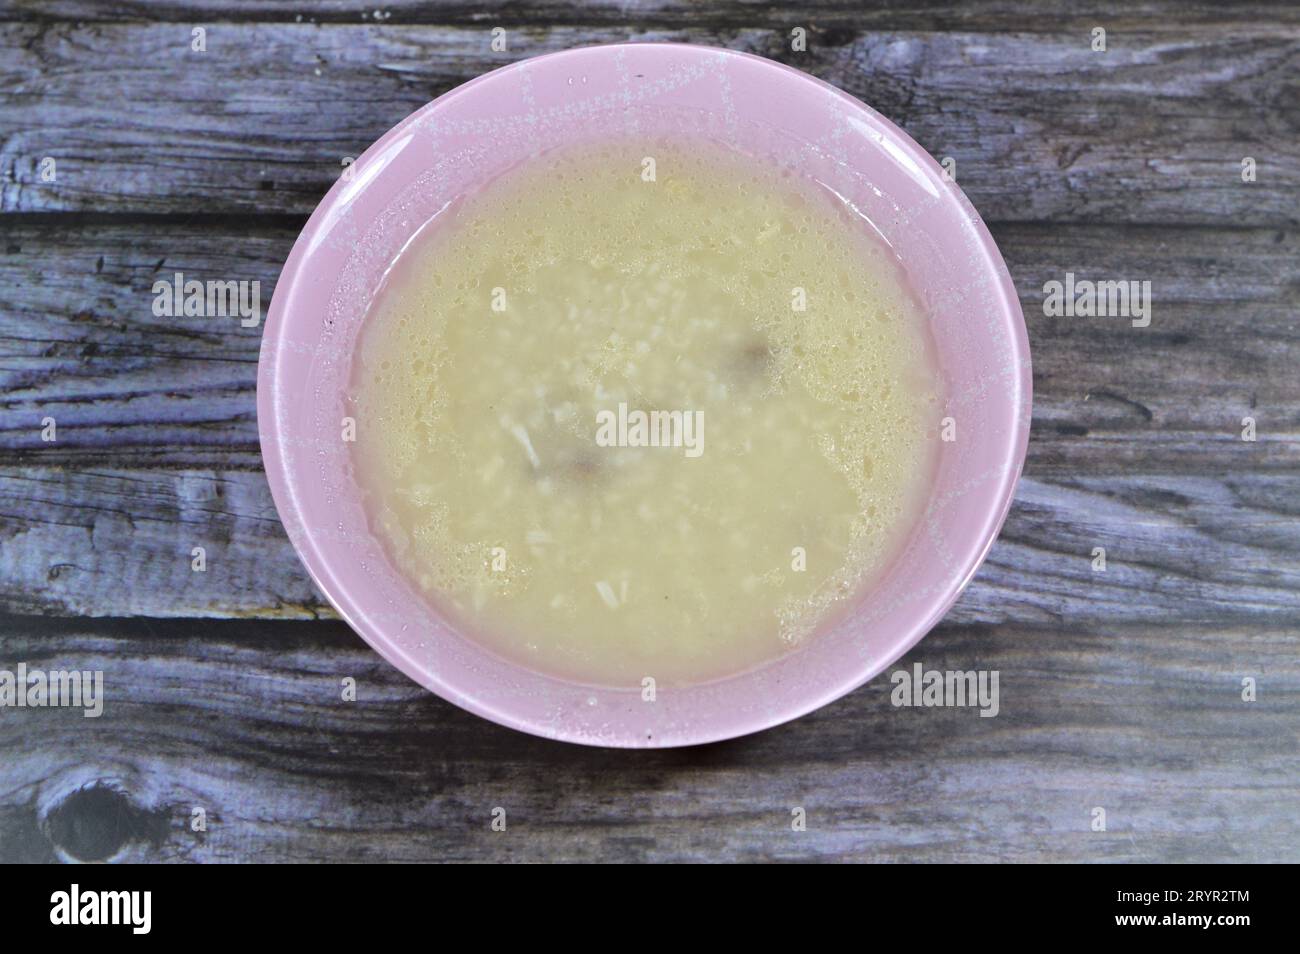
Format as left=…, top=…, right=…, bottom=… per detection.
left=1, top=1, right=1296, bottom=863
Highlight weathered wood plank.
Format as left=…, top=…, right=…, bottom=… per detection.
left=2, top=221, right=1295, bottom=472
left=0, top=617, right=1294, bottom=862
left=1, top=22, right=1295, bottom=223
left=2, top=467, right=1298, bottom=622
left=6, top=0, right=1298, bottom=29
left=0, top=220, right=279, bottom=470
left=0, top=0, right=1294, bottom=866
left=0, top=469, right=314, bottom=618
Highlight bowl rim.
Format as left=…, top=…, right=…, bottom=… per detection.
left=258, top=41, right=1032, bottom=748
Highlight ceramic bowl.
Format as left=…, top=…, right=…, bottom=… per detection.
left=258, top=43, right=1031, bottom=747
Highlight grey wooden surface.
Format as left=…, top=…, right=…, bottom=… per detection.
left=1, top=1, right=1297, bottom=863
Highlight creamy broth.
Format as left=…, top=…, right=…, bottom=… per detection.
left=350, top=139, right=940, bottom=686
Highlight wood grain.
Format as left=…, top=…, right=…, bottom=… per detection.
left=1, top=0, right=1297, bottom=863
left=1, top=616, right=1295, bottom=862
left=5, top=0, right=1297, bottom=30
left=3, top=467, right=1299, bottom=623
left=1, top=21, right=1296, bottom=224
left=2, top=221, right=1296, bottom=472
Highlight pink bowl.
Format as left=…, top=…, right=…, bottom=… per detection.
left=258, top=43, right=1031, bottom=747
